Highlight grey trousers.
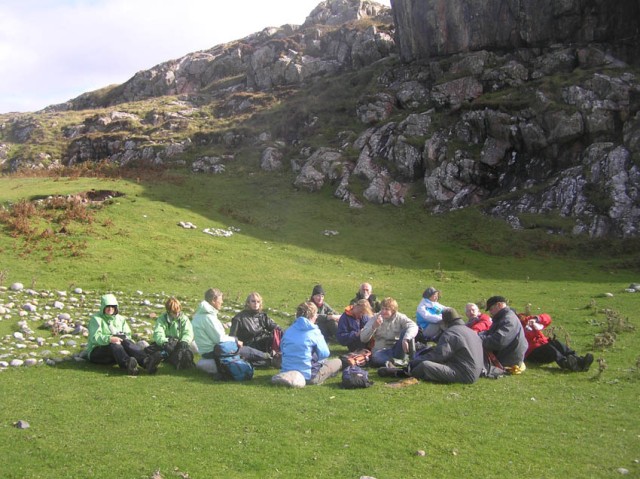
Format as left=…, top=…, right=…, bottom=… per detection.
left=411, top=360, right=475, bottom=384
left=308, top=358, right=343, bottom=385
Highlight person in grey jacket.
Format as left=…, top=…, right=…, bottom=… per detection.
left=479, top=296, right=528, bottom=369
left=409, top=308, right=484, bottom=384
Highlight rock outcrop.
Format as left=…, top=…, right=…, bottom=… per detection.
left=2, top=0, right=639, bottom=238
left=390, top=0, right=640, bottom=64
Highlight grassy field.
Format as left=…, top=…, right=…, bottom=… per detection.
left=0, top=173, right=639, bottom=479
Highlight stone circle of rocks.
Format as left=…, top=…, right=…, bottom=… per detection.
left=0, top=282, right=292, bottom=370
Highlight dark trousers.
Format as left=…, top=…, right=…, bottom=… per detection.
left=89, top=339, right=147, bottom=369
left=527, top=339, right=574, bottom=365
left=202, top=345, right=270, bottom=365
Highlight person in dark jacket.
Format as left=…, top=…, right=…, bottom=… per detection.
left=349, top=282, right=381, bottom=312
left=309, top=284, right=340, bottom=342
left=479, top=296, right=528, bottom=370
left=230, top=292, right=283, bottom=355
left=407, top=308, right=485, bottom=384
left=336, top=299, right=374, bottom=352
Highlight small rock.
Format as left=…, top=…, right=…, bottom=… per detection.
left=22, top=303, right=37, bottom=312
left=10, top=359, right=24, bottom=367
left=24, top=358, right=37, bottom=366
left=617, top=468, right=629, bottom=475
left=415, top=450, right=426, bottom=456
left=604, top=292, right=614, bottom=297
left=14, top=420, right=29, bottom=429
left=13, top=332, right=24, bottom=341
left=53, top=301, right=64, bottom=309
left=10, top=283, right=24, bottom=291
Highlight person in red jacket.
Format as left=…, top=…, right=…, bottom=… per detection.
left=518, top=313, right=594, bottom=372
left=464, top=302, right=492, bottom=333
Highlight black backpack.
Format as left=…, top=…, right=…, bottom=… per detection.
left=341, top=365, right=373, bottom=389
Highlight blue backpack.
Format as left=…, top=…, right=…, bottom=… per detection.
left=213, top=341, right=254, bottom=381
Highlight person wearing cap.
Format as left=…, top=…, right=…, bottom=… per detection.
left=309, top=284, right=340, bottom=343
left=349, top=282, right=381, bottom=312
left=360, top=297, right=419, bottom=367
left=416, top=287, right=447, bottom=341
left=479, top=296, right=528, bottom=369
left=464, top=302, right=492, bottom=333
left=86, top=293, right=163, bottom=375
left=403, top=307, right=484, bottom=383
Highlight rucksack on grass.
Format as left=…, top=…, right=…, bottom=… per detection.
left=341, top=365, right=373, bottom=389
left=213, top=340, right=254, bottom=381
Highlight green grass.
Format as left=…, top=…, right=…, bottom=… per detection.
left=0, top=174, right=639, bottom=478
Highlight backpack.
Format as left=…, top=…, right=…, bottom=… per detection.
left=341, top=349, right=372, bottom=367
left=213, top=341, right=254, bottom=381
left=341, top=365, right=373, bottom=389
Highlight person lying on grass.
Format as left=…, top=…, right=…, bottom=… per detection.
left=518, top=312, right=594, bottom=372
left=85, top=293, right=162, bottom=375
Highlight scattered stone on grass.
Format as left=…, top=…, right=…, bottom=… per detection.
left=178, top=221, right=197, bottom=229
left=203, top=226, right=240, bottom=237
left=13, top=420, right=29, bottom=429
left=322, top=230, right=339, bottom=236
left=617, top=468, right=629, bottom=475
left=415, top=450, right=426, bottom=456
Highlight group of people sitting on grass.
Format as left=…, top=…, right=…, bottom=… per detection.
left=84, top=282, right=594, bottom=386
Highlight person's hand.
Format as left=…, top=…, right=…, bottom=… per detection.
left=110, top=336, right=122, bottom=344
left=402, top=340, right=409, bottom=353
left=236, top=340, right=244, bottom=347
left=527, top=319, right=537, bottom=328
left=374, top=314, right=383, bottom=327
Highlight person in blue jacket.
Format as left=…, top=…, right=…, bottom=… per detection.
left=336, top=299, right=374, bottom=352
left=280, top=301, right=343, bottom=385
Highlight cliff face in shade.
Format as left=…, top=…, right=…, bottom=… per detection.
left=390, top=0, right=640, bottom=63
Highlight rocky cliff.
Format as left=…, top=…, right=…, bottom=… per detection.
left=1, top=0, right=639, bottom=238
left=391, top=0, right=640, bottom=64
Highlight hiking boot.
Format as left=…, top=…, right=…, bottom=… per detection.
left=271, top=352, right=282, bottom=370
left=378, top=367, right=400, bottom=378
left=559, top=354, right=581, bottom=372
left=580, top=353, right=594, bottom=372
left=145, top=351, right=163, bottom=374
left=126, top=357, right=139, bottom=376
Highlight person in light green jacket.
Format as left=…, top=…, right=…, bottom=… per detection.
left=147, top=297, right=195, bottom=370
left=86, top=293, right=162, bottom=375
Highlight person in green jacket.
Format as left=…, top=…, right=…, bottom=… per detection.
left=147, top=297, right=195, bottom=370
left=86, top=293, right=162, bottom=375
